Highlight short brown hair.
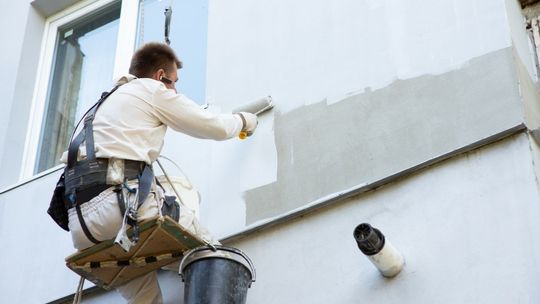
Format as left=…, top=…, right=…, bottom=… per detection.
left=128, top=42, right=182, bottom=78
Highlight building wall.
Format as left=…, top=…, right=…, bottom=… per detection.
left=0, top=0, right=43, bottom=188
left=1, top=0, right=540, bottom=303
left=0, top=168, right=74, bottom=303
left=189, top=0, right=533, bottom=238
left=228, top=134, right=540, bottom=304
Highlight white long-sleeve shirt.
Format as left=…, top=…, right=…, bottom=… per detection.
left=61, top=75, right=243, bottom=164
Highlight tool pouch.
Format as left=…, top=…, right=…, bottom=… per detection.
left=47, top=173, right=70, bottom=231
left=162, top=195, right=180, bottom=221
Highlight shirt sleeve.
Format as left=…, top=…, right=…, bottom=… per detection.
left=150, top=84, right=244, bottom=140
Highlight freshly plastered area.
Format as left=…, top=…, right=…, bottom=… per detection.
left=245, top=48, right=523, bottom=224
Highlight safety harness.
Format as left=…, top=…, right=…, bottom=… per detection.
left=64, top=86, right=154, bottom=245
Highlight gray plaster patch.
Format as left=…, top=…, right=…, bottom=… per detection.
left=245, top=47, right=524, bottom=224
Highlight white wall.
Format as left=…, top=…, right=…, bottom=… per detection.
left=0, top=0, right=41, bottom=188
left=0, top=0, right=31, bottom=138
left=0, top=169, right=82, bottom=303
left=229, top=133, right=540, bottom=304
left=205, top=0, right=512, bottom=113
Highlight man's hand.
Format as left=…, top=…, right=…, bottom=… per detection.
left=237, top=112, right=258, bottom=138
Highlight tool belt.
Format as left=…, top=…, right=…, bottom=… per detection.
left=64, top=158, right=146, bottom=202
left=64, top=157, right=155, bottom=245
left=64, top=158, right=148, bottom=209
left=64, top=158, right=155, bottom=245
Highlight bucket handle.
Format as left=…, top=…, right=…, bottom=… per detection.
left=180, top=245, right=257, bottom=284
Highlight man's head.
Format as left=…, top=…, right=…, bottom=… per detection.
left=129, top=42, right=182, bottom=91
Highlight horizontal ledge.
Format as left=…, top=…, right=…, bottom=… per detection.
left=0, top=165, right=63, bottom=195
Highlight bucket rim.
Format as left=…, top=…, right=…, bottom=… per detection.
left=179, top=245, right=256, bottom=284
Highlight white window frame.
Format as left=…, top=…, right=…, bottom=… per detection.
left=20, top=0, right=139, bottom=179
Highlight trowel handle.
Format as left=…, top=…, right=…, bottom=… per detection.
left=239, top=131, right=253, bottom=140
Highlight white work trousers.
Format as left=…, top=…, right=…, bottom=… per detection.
left=68, top=183, right=214, bottom=304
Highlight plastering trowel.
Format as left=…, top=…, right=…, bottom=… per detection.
left=233, top=96, right=273, bottom=139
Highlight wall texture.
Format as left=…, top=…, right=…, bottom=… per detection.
left=230, top=134, right=540, bottom=304
left=0, top=5, right=45, bottom=188
left=0, top=0, right=40, bottom=188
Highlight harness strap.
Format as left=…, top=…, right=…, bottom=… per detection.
left=114, top=185, right=126, bottom=216
left=137, top=166, right=154, bottom=205
left=67, top=129, right=86, bottom=170
left=75, top=201, right=100, bottom=244
left=67, top=87, right=120, bottom=169
left=65, top=85, right=155, bottom=246
left=66, top=86, right=120, bottom=244
left=84, top=115, right=96, bottom=160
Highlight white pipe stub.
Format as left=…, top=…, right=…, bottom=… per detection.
left=353, top=223, right=404, bottom=278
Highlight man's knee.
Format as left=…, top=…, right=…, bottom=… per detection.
left=116, top=271, right=163, bottom=304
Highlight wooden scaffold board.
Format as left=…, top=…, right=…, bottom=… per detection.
left=65, top=216, right=205, bottom=289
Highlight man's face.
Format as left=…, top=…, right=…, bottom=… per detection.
left=164, top=65, right=179, bottom=92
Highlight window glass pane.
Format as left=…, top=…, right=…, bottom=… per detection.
left=137, top=0, right=208, bottom=104
left=36, top=3, right=121, bottom=173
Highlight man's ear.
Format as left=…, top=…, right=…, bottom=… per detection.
left=153, top=69, right=165, bottom=80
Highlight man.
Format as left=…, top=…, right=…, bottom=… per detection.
left=62, top=42, right=257, bottom=303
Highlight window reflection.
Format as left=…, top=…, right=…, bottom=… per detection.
left=137, top=0, right=208, bottom=104
left=36, top=3, right=120, bottom=173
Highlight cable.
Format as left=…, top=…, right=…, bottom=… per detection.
left=164, top=5, right=172, bottom=45
left=156, top=158, right=184, bottom=205
left=72, top=276, right=85, bottom=304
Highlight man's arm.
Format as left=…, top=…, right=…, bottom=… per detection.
left=151, top=85, right=257, bottom=140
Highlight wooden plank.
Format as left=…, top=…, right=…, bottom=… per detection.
left=65, top=216, right=205, bottom=289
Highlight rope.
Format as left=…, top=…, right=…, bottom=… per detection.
left=155, top=155, right=214, bottom=251
left=72, top=276, right=85, bottom=304
left=158, top=155, right=195, bottom=189
left=156, top=158, right=185, bottom=206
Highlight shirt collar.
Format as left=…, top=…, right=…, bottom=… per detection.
left=114, top=74, right=138, bottom=85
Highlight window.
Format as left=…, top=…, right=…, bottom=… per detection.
left=22, top=0, right=207, bottom=177
left=35, top=2, right=121, bottom=173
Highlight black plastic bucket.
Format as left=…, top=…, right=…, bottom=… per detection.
left=180, top=245, right=256, bottom=304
